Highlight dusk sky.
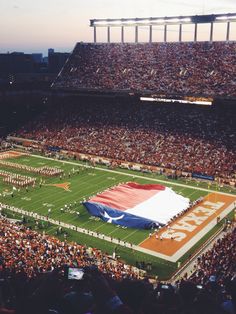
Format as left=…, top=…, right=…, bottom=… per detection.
left=1, top=0, right=236, bottom=55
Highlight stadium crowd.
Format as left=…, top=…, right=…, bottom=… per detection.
left=0, top=139, right=10, bottom=151
left=54, top=41, right=236, bottom=97
left=189, top=224, right=236, bottom=286
left=0, top=218, right=138, bottom=280
left=0, top=216, right=235, bottom=314
left=14, top=102, right=236, bottom=183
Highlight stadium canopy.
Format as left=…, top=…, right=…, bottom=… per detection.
left=90, top=13, right=236, bottom=43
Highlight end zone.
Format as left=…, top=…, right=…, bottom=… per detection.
left=138, top=193, right=236, bottom=262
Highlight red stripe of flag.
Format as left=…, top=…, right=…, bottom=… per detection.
left=90, top=182, right=165, bottom=211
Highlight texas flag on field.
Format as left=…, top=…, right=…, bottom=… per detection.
left=83, top=182, right=190, bottom=229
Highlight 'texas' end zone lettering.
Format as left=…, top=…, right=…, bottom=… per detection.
left=140, top=193, right=235, bottom=260
left=161, top=201, right=225, bottom=242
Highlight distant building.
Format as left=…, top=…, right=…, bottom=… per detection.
left=31, top=53, right=43, bottom=63
left=0, top=49, right=70, bottom=85
left=43, top=56, right=48, bottom=64
left=48, top=48, right=54, bottom=55
left=0, top=52, right=34, bottom=74
left=48, top=52, right=70, bottom=73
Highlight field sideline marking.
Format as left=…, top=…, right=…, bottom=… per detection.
left=31, top=154, right=235, bottom=197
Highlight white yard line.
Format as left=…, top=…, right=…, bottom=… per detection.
left=120, top=228, right=139, bottom=241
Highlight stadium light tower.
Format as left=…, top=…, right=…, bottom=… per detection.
left=90, top=13, right=236, bottom=43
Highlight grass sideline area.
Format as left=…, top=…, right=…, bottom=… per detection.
left=0, top=153, right=235, bottom=279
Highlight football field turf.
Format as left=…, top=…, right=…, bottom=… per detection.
left=0, top=152, right=235, bottom=279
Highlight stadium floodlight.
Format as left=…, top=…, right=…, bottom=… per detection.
left=94, top=19, right=130, bottom=26
left=152, top=19, right=166, bottom=24
left=109, top=20, right=123, bottom=25
left=216, top=16, right=229, bottom=21
left=90, top=13, right=236, bottom=43
left=92, top=13, right=236, bottom=28
left=137, top=19, right=151, bottom=24
left=167, top=18, right=181, bottom=23
left=123, top=20, right=136, bottom=25
left=94, top=20, right=110, bottom=26
left=216, top=15, right=236, bottom=21
left=179, top=17, right=191, bottom=23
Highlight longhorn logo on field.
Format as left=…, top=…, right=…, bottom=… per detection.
left=44, top=182, right=71, bottom=192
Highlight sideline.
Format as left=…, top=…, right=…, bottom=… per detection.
left=32, top=153, right=235, bottom=197
left=2, top=199, right=234, bottom=263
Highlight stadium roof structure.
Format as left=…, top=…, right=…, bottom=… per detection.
left=90, top=13, right=236, bottom=43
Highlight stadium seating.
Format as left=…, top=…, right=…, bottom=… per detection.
left=14, top=102, right=236, bottom=183
left=189, top=225, right=236, bottom=285
left=53, top=41, right=236, bottom=98
left=0, top=217, right=235, bottom=314
left=1, top=39, right=235, bottom=314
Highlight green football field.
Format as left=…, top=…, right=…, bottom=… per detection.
left=0, top=153, right=235, bottom=279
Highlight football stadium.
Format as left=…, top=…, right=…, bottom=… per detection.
left=0, top=7, right=236, bottom=314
